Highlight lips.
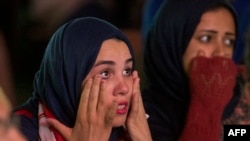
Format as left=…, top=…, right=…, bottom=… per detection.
left=116, top=102, right=128, bottom=114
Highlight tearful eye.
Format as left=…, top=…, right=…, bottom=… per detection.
left=199, top=35, right=211, bottom=43
left=224, top=38, right=235, bottom=47
left=101, top=71, right=110, bottom=79
left=123, top=69, right=132, bottom=76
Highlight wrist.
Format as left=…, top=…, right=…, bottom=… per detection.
left=190, top=96, right=226, bottom=116
left=179, top=100, right=222, bottom=141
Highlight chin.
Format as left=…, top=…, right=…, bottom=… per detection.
left=112, top=117, right=126, bottom=127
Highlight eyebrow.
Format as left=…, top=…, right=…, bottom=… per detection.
left=200, top=30, right=235, bottom=36
left=94, top=58, right=133, bottom=67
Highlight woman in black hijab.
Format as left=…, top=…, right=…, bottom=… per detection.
left=142, top=0, right=248, bottom=140
left=14, top=17, right=152, bottom=141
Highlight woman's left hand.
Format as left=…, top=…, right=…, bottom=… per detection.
left=125, top=70, right=152, bottom=141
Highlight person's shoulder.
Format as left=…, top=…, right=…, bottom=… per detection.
left=14, top=106, right=38, bottom=141
left=18, top=114, right=39, bottom=141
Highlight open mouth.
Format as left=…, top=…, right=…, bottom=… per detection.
left=116, top=102, right=128, bottom=114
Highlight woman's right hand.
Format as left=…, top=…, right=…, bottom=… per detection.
left=47, top=75, right=117, bottom=141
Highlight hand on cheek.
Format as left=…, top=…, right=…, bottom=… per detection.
left=46, top=75, right=117, bottom=141
left=125, top=70, right=152, bottom=141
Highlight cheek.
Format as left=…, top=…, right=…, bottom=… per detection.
left=225, top=48, right=234, bottom=58
left=104, top=84, right=114, bottom=96
left=183, top=47, right=198, bottom=74
left=103, top=87, right=116, bottom=104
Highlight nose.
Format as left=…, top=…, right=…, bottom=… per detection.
left=113, top=76, right=129, bottom=96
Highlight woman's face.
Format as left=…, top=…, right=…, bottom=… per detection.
left=84, top=38, right=133, bottom=127
left=183, top=8, right=236, bottom=74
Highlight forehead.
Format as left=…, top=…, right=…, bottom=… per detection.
left=196, top=8, right=235, bottom=32
left=96, top=38, right=132, bottom=60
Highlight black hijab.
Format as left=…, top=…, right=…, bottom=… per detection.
left=15, top=17, right=135, bottom=141
left=142, top=0, right=240, bottom=140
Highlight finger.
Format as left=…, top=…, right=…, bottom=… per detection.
left=132, top=70, right=140, bottom=101
left=98, top=80, right=116, bottom=127
left=132, top=71, right=143, bottom=105
left=104, top=100, right=117, bottom=127
left=135, top=77, right=146, bottom=114
left=46, top=118, right=72, bottom=141
left=130, top=76, right=140, bottom=118
left=88, top=75, right=101, bottom=115
left=132, top=74, right=147, bottom=115
left=132, top=70, right=138, bottom=80
left=78, top=78, right=93, bottom=114
left=97, top=79, right=107, bottom=113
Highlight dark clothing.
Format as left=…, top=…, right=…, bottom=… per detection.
left=142, top=0, right=241, bottom=140
left=14, top=17, right=135, bottom=141
left=231, top=0, right=250, bottom=64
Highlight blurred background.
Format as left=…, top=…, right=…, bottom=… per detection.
left=0, top=0, right=146, bottom=106
left=0, top=0, right=249, bottom=107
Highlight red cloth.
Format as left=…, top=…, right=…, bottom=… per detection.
left=15, top=109, right=33, bottom=118
left=40, top=101, right=65, bottom=141
left=15, top=101, right=65, bottom=141
left=179, top=56, right=237, bottom=141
